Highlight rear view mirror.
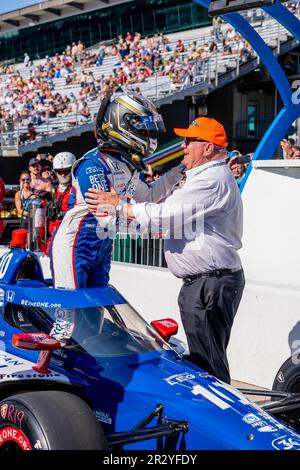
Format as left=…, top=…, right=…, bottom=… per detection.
left=151, top=318, right=178, bottom=342
left=12, top=333, right=61, bottom=375
left=13, top=333, right=60, bottom=351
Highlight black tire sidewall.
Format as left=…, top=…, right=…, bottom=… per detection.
left=273, top=356, right=300, bottom=393
left=0, top=391, right=107, bottom=450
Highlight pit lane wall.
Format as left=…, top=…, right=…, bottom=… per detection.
left=0, top=159, right=299, bottom=389
left=111, top=159, right=300, bottom=390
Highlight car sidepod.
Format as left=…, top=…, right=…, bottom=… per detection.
left=87, top=352, right=300, bottom=450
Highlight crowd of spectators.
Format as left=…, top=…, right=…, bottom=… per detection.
left=0, top=1, right=298, bottom=146
left=0, top=23, right=256, bottom=145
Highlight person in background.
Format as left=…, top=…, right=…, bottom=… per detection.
left=15, top=170, right=34, bottom=230
left=152, top=165, right=164, bottom=181
left=227, top=152, right=247, bottom=188
left=47, top=151, right=76, bottom=239
left=143, top=164, right=154, bottom=183
left=24, top=52, right=30, bottom=67
left=281, top=138, right=296, bottom=158
left=41, top=162, right=54, bottom=191
left=285, top=145, right=300, bottom=159
left=19, top=123, right=36, bottom=145
left=28, top=157, right=53, bottom=193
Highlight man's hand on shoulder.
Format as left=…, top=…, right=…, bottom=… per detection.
left=85, top=186, right=119, bottom=215
left=85, top=186, right=135, bottom=219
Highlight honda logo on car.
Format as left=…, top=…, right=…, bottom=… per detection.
left=6, top=291, right=15, bottom=302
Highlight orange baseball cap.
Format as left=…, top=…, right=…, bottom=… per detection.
left=174, top=117, right=228, bottom=147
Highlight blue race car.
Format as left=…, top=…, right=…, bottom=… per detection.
left=0, top=249, right=300, bottom=450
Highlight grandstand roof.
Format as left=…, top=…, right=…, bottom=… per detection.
left=0, top=0, right=131, bottom=33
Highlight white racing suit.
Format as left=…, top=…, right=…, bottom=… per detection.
left=50, top=147, right=184, bottom=288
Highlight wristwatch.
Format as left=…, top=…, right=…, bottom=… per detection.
left=115, top=199, right=125, bottom=217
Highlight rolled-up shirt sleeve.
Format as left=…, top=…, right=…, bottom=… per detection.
left=134, top=165, right=184, bottom=203
left=132, top=178, right=219, bottom=231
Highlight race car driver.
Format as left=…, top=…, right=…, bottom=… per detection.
left=50, top=92, right=185, bottom=288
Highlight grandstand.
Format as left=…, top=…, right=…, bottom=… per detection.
left=0, top=0, right=299, bottom=162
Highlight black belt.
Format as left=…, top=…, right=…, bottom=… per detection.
left=182, top=267, right=241, bottom=283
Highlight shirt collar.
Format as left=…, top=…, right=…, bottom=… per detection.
left=186, top=159, right=226, bottom=180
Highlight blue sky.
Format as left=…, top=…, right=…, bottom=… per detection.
left=0, top=1, right=46, bottom=14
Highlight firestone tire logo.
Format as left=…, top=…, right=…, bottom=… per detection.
left=0, top=404, right=7, bottom=420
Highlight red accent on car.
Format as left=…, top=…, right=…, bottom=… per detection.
left=151, top=318, right=178, bottom=342
left=9, top=229, right=29, bottom=249
left=12, top=333, right=61, bottom=375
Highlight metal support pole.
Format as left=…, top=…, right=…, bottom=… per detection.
left=276, top=22, right=281, bottom=55
left=215, top=51, right=218, bottom=87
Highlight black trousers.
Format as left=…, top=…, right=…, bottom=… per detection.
left=178, top=269, right=245, bottom=384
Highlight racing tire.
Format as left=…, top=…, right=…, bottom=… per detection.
left=272, top=356, right=300, bottom=393
left=0, top=390, right=107, bottom=450
left=272, top=356, right=300, bottom=432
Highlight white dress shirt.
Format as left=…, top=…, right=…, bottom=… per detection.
left=132, top=159, right=243, bottom=278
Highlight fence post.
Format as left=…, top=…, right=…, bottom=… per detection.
left=276, top=22, right=281, bottom=55
left=215, top=51, right=218, bottom=87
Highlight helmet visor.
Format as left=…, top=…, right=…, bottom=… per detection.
left=139, top=114, right=166, bottom=133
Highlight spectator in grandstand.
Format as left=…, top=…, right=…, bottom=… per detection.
left=24, top=53, right=31, bottom=68
left=51, top=92, right=185, bottom=289
left=78, top=101, right=91, bottom=122
left=87, top=116, right=244, bottom=385
left=71, top=42, right=78, bottom=62
left=212, top=16, right=223, bottom=43
left=30, top=111, right=43, bottom=126
left=96, top=45, right=106, bottom=66
left=15, top=170, right=34, bottom=230
left=47, top=102, right=58, bottom=118
left=78, top=40, right=85, bottom=58
left=19, top=123, right=36, bottom=144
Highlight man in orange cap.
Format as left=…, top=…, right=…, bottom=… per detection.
left=85, top=116, right=245, bottom=384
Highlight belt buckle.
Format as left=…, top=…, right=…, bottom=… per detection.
left=184, top=276, right=192, bottom=284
